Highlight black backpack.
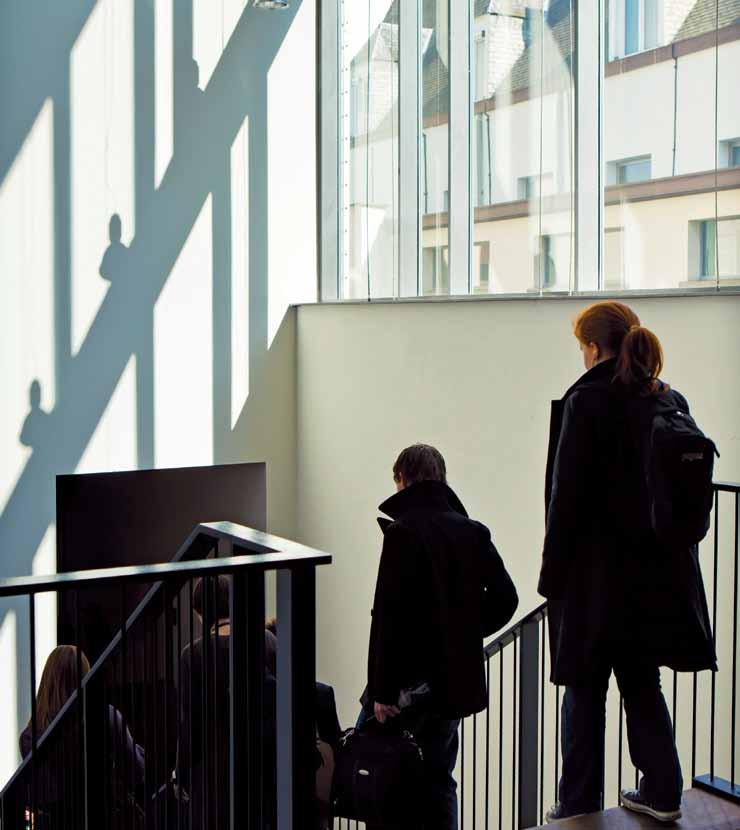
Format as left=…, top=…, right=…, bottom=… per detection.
left=331, top=720, right=425, bottom=825
left=630, top=392, right=718, bottom=548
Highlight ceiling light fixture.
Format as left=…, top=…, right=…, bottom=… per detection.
left=253, top=0, right=289, bottom=9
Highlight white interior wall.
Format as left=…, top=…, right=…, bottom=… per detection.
left=296, top=295, right=740, bottom=733
left=0, top=0, right=315, bottom=787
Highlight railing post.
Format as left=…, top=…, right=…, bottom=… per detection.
left=276, top=566, right=316, bottom=830
left=518, top=616, right=541, bottom=829
left=232, top=560, right=269, bottom=830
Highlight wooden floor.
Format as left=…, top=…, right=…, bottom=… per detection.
left=535, top=790, right=740, bottom=830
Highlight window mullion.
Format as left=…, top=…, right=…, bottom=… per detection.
left=448, top=0, right=471, bottom=296
left=399, top=0, right=421, bottom=297
left=319, top=0, right=341, bottom=300
left=575, top=0, right=604, bottom=291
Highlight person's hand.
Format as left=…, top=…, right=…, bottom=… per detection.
left=374, top=702, right=400, bottom=723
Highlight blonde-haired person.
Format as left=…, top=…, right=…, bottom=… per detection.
left=20, top=645, right=146, bottom=820
left=20, top=645, right=90, bottom=758
left=540, top=301, right=715, bottom=824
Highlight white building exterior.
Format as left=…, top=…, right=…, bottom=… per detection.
left=342, top=0, right=740, bottom=297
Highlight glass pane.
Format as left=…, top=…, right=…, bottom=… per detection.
left=471, top=1, right=575, bottom=294
left=716, top=2, right=740, bottom=288
left=625, top=0, right=639, bottom=55
left=603, top=0, right=724, bottom=289
left=420, top=0, right=450, bottom=296
left=341, top=0, right=400, bottom=299
left=718, top=218, right=740, bottom=280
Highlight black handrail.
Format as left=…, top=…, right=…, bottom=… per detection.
left=0, top=522, right=332, bottom=830
left=0, top=522, right=330, bottom=597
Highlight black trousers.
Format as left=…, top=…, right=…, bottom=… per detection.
left=559, top=661, right=683, bottom=814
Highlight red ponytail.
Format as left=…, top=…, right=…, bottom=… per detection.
left=574, top=301, right=665, bottom=394
left=615, top=325, right=664, bottom=393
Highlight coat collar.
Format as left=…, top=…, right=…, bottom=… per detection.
left=561, top=357, right=617, bottom=400
left=378, top=480, right=469, bottom=521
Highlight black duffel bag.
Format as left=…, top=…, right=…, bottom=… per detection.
left=331, top=717, right=425, bottom=825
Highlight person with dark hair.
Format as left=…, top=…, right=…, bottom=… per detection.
left=179, top=575, right=277, bottom=829
left=362, top=443, right=518, bottom=828
left=541, top=301, right=716, bottom=823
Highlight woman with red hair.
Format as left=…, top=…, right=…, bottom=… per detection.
left=540, top=301, right=715, bottom=823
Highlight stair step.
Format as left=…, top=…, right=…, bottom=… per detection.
left=531, top=789, right=740, bottom=830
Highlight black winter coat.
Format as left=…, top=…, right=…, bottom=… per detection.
left=539, top=359, right=716, bottom=685
left=366, top=481, right=518, bottom=719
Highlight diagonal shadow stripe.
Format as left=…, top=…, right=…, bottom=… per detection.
left=0, top=0, right=98, bottom=191
left=0, top=0, right=300, bottom=586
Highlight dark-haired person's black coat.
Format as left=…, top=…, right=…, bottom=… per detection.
left=367, top=480, right=518, bottom=719
left=539, top=358, right=716, bottom=685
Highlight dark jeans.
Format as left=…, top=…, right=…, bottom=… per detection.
left=558, top=661, right=683, bottom=815
left=357, top=707, right=460, bottom=830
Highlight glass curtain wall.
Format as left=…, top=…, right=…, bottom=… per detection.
left=603, top=0, right=740, bottom=289
left=421, top=0, right=451, bottom=296
left=321, top=0, right=740, bottom=299
left=471, top=0, right=575, bottom=294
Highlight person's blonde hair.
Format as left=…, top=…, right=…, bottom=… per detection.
left=29, top=645, right=90, bottom=734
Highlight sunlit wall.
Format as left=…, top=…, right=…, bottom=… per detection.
left=0, top=0, right=316, bottom=785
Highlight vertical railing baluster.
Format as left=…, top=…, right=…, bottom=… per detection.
left=539, top=615, right=545, bottom=825
left=176, top=587, right=182, bottom=830
left=485, top=656, right=490, bottom=830
left=554, top=685, right=560, bottom=805
left=618, top=695, right=623, bottom=800
left=75, top=588, right=85, bottom=827
left=201, top=575, right=210, bottom=829
left=276, top=566, right=317, bottom=829
left=188, top=578, right=194, bottom=830
left=28, top=594, right=36, bottom=827
left=153, top=587, right=161, bottom=830
left=711, top=489, right=719, bottom=780
left=498, top=646, right=503, bottom=830
left=163, top=584, right=172, bottom=830
left=691, top=672, right=697, bottom=780
left=473, top=708, right=478, bottom=830
left=518, top=619, right=539, bottom=829
left=120, top=584, right=129, bottom=830
left=731, top=491, right=739, bottom=790
left=230, top=570, right=248, bottom=829
left=461, top=716, right=466, bottom=830
left=512, top=635, right=517, bottom=830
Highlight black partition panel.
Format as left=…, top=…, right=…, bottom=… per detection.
left=56, top=462, right=266, bottom=662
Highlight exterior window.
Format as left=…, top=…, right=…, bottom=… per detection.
left=719, top=138, right=740, bottom=168
left=535, top=235, right=557, bottom=289
left=422, top=246, right=450, bottom=295
left=613, top=156, right=652, bottom=184
left=518, top=174, right=553, bottom=201
left=604, top=227, right=625, bottom=289
left=473, top=32, right=488, bottom=102
left=689, top=218, right=740, bottom=281
left=614, top=0, right=660, bottom=59
left=473, top=241, right=490, bottom=293
left=474, top=115, right=491, bottom=207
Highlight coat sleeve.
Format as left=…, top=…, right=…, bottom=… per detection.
left=476, top=524, right=519, bottom=637
left=368, top=524, right=414, bottom=706
left=538, top=390, right=595, bottom=599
